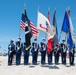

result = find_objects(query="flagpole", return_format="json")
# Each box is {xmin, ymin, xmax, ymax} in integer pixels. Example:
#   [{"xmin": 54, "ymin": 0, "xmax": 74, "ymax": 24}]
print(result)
[
  {"xmin": 19, "ymin": 27, "xmax": 21, "ymax": 38},
  {"xmin": 18, "ymin": 10, "xmax": 23, "ymax": 38},
  {"xmin": 65, "ymin": 33, "xmax": 67, "ymax": 42},
  {"xmin": 36, "ymin": 6, "xmax": 39, "ymax": 40},
  {"xmin": 45, "ymin": 33, "xmax": 47, "ymax": 41},
  {"xmin": 46, "ymin": 7, "xmax": 50, "ymax": 41},
  {"xmin": 59, "ymin": 31, "xmax": 62, "ymax": 42},
  {"xmin": 18, "ymin": 5, "xmax": 25, "ymax": 38}
]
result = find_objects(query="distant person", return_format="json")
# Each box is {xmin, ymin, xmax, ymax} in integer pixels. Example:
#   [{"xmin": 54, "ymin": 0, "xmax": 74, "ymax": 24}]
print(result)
[
  {"xmin": 31, "ymin": 38, "xmax": 39, "ymax": 65},
  {"xmin": 40, "ymin": 38, "xmax": 47, "ymax": 65},
  {"xmin": 8, "ymin": 39, "xmax": 15, "ymax": 65},
  {"xmin": 69, "ymin": 44, "xmax": 75, "ymax": 66},
  {"xmin": 16, "ymin": 37, "xmax": 22, "ymax": 65}
]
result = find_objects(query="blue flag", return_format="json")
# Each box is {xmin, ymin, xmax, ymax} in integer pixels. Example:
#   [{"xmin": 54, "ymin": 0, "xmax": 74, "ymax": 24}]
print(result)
[
  {"xmin": 52, "ymin": 9, "xmax": 59, "ymax": 47},
  {"xmin": 61, "ymin": 11, "xmax": 70, "ymax": 33},
  {"xmin": 67, "ymin": 31, "xmax": 73, "ymax": 50}
]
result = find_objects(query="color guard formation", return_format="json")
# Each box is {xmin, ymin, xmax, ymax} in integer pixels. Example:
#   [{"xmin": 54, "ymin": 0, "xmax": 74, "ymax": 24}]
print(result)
[{"xmin": 8, "ymin": 38, "xmax": 75, "ymax": 66}]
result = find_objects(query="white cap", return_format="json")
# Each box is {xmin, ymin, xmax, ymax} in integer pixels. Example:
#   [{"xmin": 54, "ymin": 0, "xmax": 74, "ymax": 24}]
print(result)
[
  {"xmin": 11, "ymin": 39, "xmax": 14, "ymax": 42},
  {"xmin": 42, "ymin": 38, "xmax": 45, "ymax": 40},
  {"xmin": 42, "ymin": 38, "xmax": 46, "ymax": 41},
  {"xmin": 62, "ymin": 38, "xmax": 65, "ymax": 41}
]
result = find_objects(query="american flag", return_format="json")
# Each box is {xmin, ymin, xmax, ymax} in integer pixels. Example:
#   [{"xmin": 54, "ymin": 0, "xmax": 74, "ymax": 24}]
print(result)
[{"xmin": 20, "ymin": 19, "xmax": 39, "ymax": 36}]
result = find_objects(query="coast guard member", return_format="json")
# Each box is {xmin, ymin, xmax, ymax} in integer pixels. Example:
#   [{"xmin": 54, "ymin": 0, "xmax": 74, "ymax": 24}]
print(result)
[
  {"xmin": 47, "ymin": 39, "xmax": 53, "ymax": 65},
  {"xmin": 8, "ymin": 39, "xmax": 15, "ymax": 65},
  {"xmin": 61, "ymin": 39, "xmax": 67, "ymax": 65},
  {"xmin": 31, "ymin": 38, "xmax": 39, "ymax": 65},
  {"xmin": 23, "ymin": 42, "xmax": 28, "ymax": 65},
  {"xmin": 23, "ymin": 42, "xmax": 30, "ymax": 65},
  {"xmin": 16, "ymin": 37, "xmax": 21, "ymax": 65},
  {"xmin": 69, "ymin": 44, "xmax": 75, "ymax": 66},
  {"xmin": 54, "ymin": 44, "xmax": 60, "ymax": 64},
  {"xmin": 40, "ymin": 38, "xmax": 47, "ymax": 64}
]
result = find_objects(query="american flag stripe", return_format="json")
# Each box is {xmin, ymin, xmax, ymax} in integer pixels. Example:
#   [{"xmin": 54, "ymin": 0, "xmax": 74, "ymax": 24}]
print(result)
[
  {"xmin": 20, "ymin": 20, "xmax": 25, "ymax": 29},
  {"xmin": 20, "ymin": 20, "xmax": 39, "ymax": 36},
  {"xmin": 30, "ymin": 26, "xmax": 39, "ymax": 33},
  {"xmin": 30, "ymin": 22, "xmax": 37, "ymax": 29},
  {"xmin": 32, "ymin": 31, "xmax": 39, "ymax": 34},
  {"xmin": 30, "ymin": 22, "xmax": 39, "ymax": 32}
]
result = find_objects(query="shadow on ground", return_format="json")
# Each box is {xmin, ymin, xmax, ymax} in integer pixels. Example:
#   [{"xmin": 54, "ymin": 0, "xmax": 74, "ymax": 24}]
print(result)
[{"xmin": 41, "ymin": 65, "xmax": 60, "ymax": 69}]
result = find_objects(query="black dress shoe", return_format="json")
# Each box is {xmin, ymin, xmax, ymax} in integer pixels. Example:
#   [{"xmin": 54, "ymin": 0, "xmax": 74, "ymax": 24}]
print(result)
[
  {"xmin": 24, "ymin": 63, "xmax": 28, "ymax": 65},
  {"xmin": 8, "ymin": 64, "xmax": 12, "ymax": 66},
  {"xmin": 70, "ymin": 63, "xmax": 75, "ymax": 66}
]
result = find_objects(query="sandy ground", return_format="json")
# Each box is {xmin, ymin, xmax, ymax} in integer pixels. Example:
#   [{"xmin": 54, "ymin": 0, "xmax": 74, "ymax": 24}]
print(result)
[{"xmin": 0, "ymin": 55, "xmax": 76, "ymax": 75}]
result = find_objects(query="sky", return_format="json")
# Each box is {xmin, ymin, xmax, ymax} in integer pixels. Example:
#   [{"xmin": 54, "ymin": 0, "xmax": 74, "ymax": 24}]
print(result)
[{"xmin": 0, "ymin": 0, "xmax": 76, "ymax": 53}]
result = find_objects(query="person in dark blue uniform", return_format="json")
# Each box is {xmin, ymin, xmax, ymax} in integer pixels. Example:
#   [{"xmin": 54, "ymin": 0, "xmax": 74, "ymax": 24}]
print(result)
[
  {"xmin": 47, "ymin": 51, "xmax": 53, "ymax": 65},
  {"xmin": 20, "ymin": 43, "xmax": 24, "ymax": 56},
  {"xmin": 40, "ymin": 38, "xmax": 47, "ymax": 65},
  {"xmin": 47, "ymin": 48, "xmax": 53, "ymax": 65},
  {"xmin": 31, "ymin": 38, "xmax": 39, "ymax": 65},
  {"xmin": 23, "ymin": 42, "xmax": 30, "ymax": 65},
  {"xmin": 69, "ymin": 45, "xmax": 75, "ymax": 66},
  {"xmin": 8, "ymin": 39, "xmax": 15, "ymax": 65},
  {"xmin": 16, "ymin": 37, "xmax": 21, "ymax": 65},
  {"xmin": 54, "ymin": 44, "xmax": 60, "ymax": 64},
  {"xmin": 47, "ymin": 37, "xmax": 54, "ymax": 65},
  {"xmin": 61, "ymin": 39, "xmax": 67, "ymax": 65}
]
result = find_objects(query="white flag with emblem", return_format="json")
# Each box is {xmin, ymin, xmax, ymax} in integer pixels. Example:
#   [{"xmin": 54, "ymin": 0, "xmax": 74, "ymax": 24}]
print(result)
[{"xmin": 37, "ymin": 11, "xmax": 54, "ymax": 37}]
